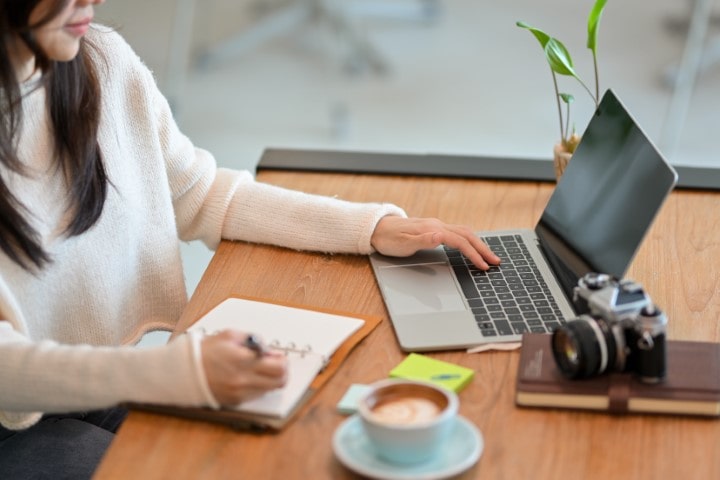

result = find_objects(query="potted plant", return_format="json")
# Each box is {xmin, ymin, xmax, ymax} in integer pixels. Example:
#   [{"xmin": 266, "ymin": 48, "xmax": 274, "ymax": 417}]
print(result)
[{"xmin": 516, "ymin": 0, "xmax": 608, "ymax": 179}]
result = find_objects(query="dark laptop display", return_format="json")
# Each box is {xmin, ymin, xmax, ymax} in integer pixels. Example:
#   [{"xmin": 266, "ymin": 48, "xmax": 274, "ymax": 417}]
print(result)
[{"xmin": 537, "ymin": 91, "xmax": 680, "ymax": 299}]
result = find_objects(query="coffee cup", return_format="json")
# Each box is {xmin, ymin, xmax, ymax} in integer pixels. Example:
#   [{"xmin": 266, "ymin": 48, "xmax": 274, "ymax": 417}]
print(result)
[{"xmin": 357, "ymin": 379, "xmax": 458, "ymax": 464}]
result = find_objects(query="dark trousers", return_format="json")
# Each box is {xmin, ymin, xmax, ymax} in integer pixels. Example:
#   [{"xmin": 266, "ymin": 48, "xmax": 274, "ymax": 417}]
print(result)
[{"xmin": 0, "ymin": 407, "xmax": 128, "ymax": 479}]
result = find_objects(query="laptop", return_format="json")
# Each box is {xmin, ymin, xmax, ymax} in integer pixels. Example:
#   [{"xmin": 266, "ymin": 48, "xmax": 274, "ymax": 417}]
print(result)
[{"xmin": 369, "ymin": 89, "xmax": 678, "ymax": 351}]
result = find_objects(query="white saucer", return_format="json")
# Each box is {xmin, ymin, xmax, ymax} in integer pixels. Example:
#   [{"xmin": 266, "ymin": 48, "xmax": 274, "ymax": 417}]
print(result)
[{"xmin": 332, "ymin": 415, "xmax": 483, "ymax": 480}]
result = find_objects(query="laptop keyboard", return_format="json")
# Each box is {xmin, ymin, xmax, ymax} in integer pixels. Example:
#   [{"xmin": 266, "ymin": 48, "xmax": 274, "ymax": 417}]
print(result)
[{"xmin": 444, "ymin": 234, "xmax": 566, "ymax": 337}]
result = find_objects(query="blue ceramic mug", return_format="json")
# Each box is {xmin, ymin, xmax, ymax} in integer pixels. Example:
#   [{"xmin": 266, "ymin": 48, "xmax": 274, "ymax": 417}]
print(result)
[{"xmin": 358, "ymin": 379, "xmax": 459, "ymax": 464}]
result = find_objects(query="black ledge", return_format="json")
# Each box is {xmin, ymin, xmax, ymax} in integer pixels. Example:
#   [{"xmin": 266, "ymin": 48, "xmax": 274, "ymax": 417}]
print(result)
[{"xmin": 256, "ymin": 148, "xmax": 720, "ymax": 191}]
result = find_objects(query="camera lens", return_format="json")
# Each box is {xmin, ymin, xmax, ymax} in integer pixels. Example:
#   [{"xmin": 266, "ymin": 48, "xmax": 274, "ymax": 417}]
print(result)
[{"xmin": 551, "ymin": 316, "xmax": 618, "ymax": 379}]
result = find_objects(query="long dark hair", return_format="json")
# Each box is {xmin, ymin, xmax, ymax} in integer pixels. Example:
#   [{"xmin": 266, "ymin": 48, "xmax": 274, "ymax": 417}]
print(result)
[{"xmin": 0, "ymin": 0, "xmax": 108, "ymax": 271}]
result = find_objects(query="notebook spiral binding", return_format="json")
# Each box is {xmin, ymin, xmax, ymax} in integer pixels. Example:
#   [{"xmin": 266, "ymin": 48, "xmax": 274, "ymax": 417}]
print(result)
[
  {"xmin": 194, "ymin": 328, "xmax": 326, "ymax": 364},
  {"xmin": 268, "ymin": 340, "xmax": 314, "ymax": 358},
  {"xmin": 269, "ymin": 340, "xmax": 330, "ymax": 369}
]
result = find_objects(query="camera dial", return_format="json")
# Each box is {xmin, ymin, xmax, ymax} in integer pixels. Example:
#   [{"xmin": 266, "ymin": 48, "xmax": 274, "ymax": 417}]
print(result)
[{"xmin": 582, "ymin": 272, "xmax": 612, "ymax": 290}]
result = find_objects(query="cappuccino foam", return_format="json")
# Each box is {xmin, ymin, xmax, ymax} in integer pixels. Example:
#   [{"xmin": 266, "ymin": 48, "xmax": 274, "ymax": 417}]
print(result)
[{"xmin": 370, "ymin": 397, "xmax": 442, "ymax": 425}]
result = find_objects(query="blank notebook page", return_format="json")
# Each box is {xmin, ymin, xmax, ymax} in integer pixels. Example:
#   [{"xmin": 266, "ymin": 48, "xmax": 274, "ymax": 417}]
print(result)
[{"xmin": 187, "ymin": 297, "xmax": 365, "ymax": 418}]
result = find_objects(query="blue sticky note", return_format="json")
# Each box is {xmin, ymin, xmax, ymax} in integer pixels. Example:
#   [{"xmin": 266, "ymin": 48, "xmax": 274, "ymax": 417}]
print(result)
[{"xmin": 336, "ymin": 384, "xmax": 372, "ymax": 415}]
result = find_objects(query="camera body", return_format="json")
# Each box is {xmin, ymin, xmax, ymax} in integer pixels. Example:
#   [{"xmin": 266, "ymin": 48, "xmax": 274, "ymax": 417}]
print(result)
[{"xmin": 551, "ymin": 272, "xmax": 667, "ymax": 383}]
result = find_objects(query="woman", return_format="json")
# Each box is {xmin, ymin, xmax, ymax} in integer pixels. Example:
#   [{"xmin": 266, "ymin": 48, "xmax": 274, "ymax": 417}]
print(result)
[{"xmin": 0, "ymin": 0, "xmax": 499, "ymax": 477}]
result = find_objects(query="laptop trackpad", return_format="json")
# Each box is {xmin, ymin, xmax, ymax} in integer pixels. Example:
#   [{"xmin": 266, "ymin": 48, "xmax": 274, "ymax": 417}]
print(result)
[{"xmin": 375, "ymin": 263, "xmax": 466, "ymax": 315}]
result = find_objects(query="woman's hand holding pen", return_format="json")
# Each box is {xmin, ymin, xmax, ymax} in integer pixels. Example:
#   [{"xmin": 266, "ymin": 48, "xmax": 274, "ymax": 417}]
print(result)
[
  {"xmin": 370, "ymin": 216, "xmax": 501, "ymax": 270},
  {"xmin": 201, "ymin": 330, "xmax": 287, "ymax": 406}
]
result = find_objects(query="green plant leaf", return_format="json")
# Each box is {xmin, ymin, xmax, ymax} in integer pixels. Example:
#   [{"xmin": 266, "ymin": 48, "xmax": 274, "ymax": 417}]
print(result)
[
  {"xmin": 587, "ymin": 0, "xmax": 608, "ymax": 52},
  {"xmin": 559, "ymin": 93, "xmax": 575, "ymax": 104},
  {"xmin": 544, "ymin": 38, "xmax": 578, "ymax": 77},
  {"xmin": 517, "ymin": 22, "xmax": 579, "ymax": 78},
  {"xmin": 516, "ymin": 21, "xmax": 551, "ymax": 48}
]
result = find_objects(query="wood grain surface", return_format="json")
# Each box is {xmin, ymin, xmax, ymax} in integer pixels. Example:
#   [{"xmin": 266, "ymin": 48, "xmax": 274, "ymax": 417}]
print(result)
[{"xmin": 94, "ymin": 171, "xmax": 720, "ymax": 480}]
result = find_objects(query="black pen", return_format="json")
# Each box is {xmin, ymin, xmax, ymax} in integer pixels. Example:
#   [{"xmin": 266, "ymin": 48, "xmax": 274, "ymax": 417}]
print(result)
[{"xmin": 242, "ymin": 334, "xmax": 267, "ymax": 358}]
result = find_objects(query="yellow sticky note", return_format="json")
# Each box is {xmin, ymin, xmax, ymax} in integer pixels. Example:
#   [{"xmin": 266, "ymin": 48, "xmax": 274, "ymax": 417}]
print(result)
[{"xmin": 389, "ymin": 353, "xmax": 475, "ymax": 393}]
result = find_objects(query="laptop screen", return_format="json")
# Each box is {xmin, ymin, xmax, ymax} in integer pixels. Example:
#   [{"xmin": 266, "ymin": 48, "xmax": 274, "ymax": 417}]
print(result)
[{"xmin": 535, "ymin": 89, "xmax": 678, "ymax": 298}]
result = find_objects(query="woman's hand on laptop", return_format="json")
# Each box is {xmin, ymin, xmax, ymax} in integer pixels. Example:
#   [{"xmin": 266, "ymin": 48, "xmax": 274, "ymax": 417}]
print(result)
[{"xmin": 370, "ymin": 216, "xmax": 501, "ymax": 270}]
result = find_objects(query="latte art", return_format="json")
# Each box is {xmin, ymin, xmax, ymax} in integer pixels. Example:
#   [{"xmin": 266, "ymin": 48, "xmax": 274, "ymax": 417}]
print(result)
[{"xmin": 370, "ymin": 397, "xmax": 442, "ymax": 425}]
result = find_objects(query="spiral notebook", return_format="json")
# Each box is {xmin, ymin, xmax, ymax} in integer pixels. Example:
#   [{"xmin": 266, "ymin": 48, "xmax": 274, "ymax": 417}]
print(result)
[{"xmin": 132, "ymin": 296, "xmax": 381, "ymax": 430}]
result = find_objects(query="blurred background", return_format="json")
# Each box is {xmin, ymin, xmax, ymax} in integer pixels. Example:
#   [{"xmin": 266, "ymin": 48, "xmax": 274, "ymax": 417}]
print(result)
[{"xmin": 96, "ymin": 0, "xmax": 720, "ymax": 297}]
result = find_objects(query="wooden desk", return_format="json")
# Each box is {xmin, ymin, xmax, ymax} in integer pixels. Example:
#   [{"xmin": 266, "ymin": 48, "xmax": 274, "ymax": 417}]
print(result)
[{"xmin": 95, "ymin": 171, "xmax": 720, "ymax": 479}]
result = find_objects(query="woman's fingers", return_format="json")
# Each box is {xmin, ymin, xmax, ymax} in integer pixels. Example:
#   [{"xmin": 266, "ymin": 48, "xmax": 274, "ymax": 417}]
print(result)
[{"xmin": 371, "ymin": 216, "xmax": 500, "ymax": 269}]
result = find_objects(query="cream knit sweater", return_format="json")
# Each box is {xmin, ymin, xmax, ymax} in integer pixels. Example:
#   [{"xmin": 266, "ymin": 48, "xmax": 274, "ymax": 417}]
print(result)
[{"xmin": 0, "ymin": 26, "xmax": 405, "ymax": 430}]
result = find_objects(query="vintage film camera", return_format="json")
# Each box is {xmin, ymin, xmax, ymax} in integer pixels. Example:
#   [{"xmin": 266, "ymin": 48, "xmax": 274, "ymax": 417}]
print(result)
[{"xmin": 551, "ymin": 272, "xmax": 667, "ymax": 383}]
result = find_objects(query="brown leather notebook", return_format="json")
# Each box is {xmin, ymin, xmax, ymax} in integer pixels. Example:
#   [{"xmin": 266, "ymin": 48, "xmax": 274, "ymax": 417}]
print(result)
[
  {"xmin": 130, "ymin": 295, "xmax": 381, "ymax": 431},
  {"xmin": 516, "ymin": 333, "xmax": 720, "ymax": 417}
]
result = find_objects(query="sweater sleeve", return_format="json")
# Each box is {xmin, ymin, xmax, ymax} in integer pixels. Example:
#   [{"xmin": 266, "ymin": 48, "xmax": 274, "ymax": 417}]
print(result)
[
  {"xmin": 177, "ymin": 167, "xmax": 407, "ymax": 253},
  {"xmin": 122, "ymin": 45, "xmax": 406, "ymax": 252},
  {"xmin": 0, "ymin": 322, "xmax": 218, "ymax": 430},
  {"xmin": 160, "ymin": 118, "xmax": 407, "ymax": 252},
  {"xmin": 97, "ymin": 25, "xmax": 406, "ymax": 253}
]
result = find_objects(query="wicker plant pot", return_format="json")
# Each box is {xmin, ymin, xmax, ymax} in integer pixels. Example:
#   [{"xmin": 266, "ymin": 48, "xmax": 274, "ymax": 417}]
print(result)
[{"xmin": 553, "ymin": 143, "xmax": 572, "ymax": 181}]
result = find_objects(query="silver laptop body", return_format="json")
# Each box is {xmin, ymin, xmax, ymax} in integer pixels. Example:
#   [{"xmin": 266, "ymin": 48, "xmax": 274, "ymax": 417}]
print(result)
[{"xmin": 370, "ymin": 90, "xmax": 678, "ymax": 351}]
